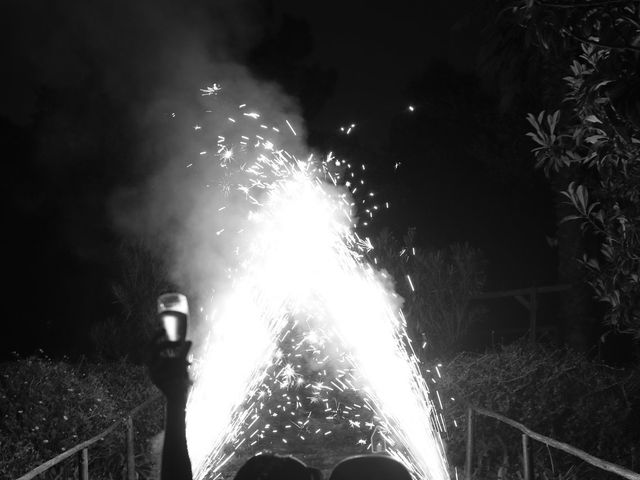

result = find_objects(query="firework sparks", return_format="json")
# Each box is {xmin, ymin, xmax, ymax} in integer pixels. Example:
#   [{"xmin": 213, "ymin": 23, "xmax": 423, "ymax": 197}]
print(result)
[{"xmin": 184, "ymin": 89, "xmax": 449, "ymax": 480}]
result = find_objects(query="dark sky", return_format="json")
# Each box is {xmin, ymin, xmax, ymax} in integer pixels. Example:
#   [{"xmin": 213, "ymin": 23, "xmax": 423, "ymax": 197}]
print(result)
[
  {"xmin": 2, "ymin": 0, "xmax": 555, "ymax": 357},
  {"xmin": 271, "ymin": 1, "xmax": 554, "ymax": 285},
  {"xmin": 273, "ymin": 0, "xmax": 479, "ymax": 141}
]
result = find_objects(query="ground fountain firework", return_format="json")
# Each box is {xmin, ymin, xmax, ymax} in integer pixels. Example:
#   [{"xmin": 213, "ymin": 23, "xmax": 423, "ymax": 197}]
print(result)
[{"xmin": 182, "ymin": 86, "xmax": 449, "ymax": 480}]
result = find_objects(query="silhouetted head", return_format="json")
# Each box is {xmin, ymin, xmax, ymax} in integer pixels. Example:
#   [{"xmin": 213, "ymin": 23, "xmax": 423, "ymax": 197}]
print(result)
[
  {"xmin": 329, "ymin": 455, "xmax": 412, "ymax": 480},
  {"xmin": 234, "ymin": 454, "xmax": 317, "ymax": 480}
]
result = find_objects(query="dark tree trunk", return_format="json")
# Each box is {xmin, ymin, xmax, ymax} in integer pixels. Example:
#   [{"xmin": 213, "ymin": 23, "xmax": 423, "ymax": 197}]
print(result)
[{"xmin": 554, "ymin": 172, "xmax": 594, "ymax": 351}]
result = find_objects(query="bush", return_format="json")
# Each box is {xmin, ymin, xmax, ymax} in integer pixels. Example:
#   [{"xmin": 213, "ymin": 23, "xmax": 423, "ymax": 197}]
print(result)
[
  {"xmin": 0, "ymin": 356, "xmax": 162, "ymax": 480},
  {"xmin": 432, "ymin": 341, "xmax": 640, "ymax": 479},
  {"xmin": 91, "ymin": 240, "xmax": 173, "ymax": 362},
  {"xmin": 371, "ymin": 229, "xmax": 486, "ymax": 357},
  {"xmin": 516, "ymin": 0, "xmax": 640, "ymax": 335}
]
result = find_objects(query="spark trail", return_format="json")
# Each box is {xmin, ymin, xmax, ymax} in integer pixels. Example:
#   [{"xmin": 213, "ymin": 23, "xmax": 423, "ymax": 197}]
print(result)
[{"xmin": 184, "ymin": 91, "xmax": 449, "ymax": 480}]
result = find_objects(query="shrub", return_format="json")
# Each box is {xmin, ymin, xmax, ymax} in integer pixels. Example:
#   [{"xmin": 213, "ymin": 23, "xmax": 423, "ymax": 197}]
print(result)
[
  {"xmin": 371, "ymin": 229, "xmax": 486, "ymax": 358},
  {"xmin": 91, "ymin": 239, "xmax": 173, "ymax": 362},
  {"xmin": 515, "ymin": 0, "xmax": 640, "ymax": 335},
  {"xmin": 431, "ymin": 341, "xmax": 640, "ymax": 479},
  {"xmin": 0, "ymin": 356, "xmax": 162, "ymax": 480}
]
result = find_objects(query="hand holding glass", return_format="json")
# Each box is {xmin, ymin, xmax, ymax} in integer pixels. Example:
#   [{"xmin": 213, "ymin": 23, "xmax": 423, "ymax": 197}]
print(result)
[{"xmin": 157, "ymin": 293, "xmax": 189, "ymax": 341}]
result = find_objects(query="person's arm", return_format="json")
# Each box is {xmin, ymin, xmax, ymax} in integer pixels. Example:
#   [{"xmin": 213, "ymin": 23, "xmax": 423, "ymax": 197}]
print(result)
[
  {"xmin": 148, "ymin": 336, "xmax": 193, "ymax": 480},
  {"xmin": 162, "ymin": 385, "xmax": 191, "ymax": 480}
]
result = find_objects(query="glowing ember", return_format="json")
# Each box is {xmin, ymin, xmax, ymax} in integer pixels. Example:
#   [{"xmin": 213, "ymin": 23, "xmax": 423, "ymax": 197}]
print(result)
[{"xmin": 184, "ymin": 87, "xmax": 449, "ymax": 480}]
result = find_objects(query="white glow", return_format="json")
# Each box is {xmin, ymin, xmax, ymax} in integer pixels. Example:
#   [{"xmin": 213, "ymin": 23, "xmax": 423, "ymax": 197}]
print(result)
[{"xmin": 184, "ymin": 103, "xmax": 449, "ymax": 480}]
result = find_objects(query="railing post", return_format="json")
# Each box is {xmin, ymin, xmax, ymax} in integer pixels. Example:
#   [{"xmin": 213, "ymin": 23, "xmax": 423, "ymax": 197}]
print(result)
[
  {"xmin": 522, "ymin": 434, "xmax": 534, "ymax": 480},
  {"xmin": 465, "ymin": 407, "xmax": 474, "ymax": 480},
  {"xmin": 78, "ymin": 448, "xmax": 89, "ymax": 480},
  {"xmin": 126, "ymin": 416, "xmax": 136, "ymax": 480},
  {"xmin": 529, "ymin": 287, "xmax": 537, "ymax": 343}
]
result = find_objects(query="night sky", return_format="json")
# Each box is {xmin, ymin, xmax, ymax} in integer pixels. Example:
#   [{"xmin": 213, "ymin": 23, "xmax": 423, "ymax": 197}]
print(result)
[{"xmin": 2, "ymin": 0, "xmax": 556, "ymax": 358}]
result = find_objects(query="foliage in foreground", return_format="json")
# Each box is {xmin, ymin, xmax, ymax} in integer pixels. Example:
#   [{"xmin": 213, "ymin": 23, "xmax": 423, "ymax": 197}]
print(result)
[
  {"xmin": 514, "ymin": 0, "xmax": 640, "ymax": 335},
  {"xmin": 0, "ymin": 356, "xmax": 162, "ymax": 480},
  {"xmin": 5, "ymin": 342, "xmax": 639, "ymax": 480},
  {"xmin": 434, "ymin": 341, "xmax": 640, "ymax": 479}
]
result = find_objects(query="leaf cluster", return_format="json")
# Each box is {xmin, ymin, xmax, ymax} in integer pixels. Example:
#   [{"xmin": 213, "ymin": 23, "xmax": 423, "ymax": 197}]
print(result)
[
  {"xmin": 519, "ymin": 1, "xmax": 640, "ymax": 334},
  {"xmin": 512, "ymin": 0, "xmax": 640, "ymax": 54}
]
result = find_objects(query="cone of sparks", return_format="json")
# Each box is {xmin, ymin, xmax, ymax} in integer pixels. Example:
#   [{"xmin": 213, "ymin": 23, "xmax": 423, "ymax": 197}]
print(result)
[{"xmin": 184, "ymin": 89, "xmax": 450, "ymax": 480}]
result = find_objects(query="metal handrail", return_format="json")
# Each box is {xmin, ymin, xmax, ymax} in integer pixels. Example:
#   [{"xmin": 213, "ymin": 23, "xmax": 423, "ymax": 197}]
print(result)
[
  {"xmin": 16, "ymin": 394, "xmax": 162, "ymax": 480},
  {"xmin": 465, "ymin": 406, "xmax": 640, "ymax": 480}
]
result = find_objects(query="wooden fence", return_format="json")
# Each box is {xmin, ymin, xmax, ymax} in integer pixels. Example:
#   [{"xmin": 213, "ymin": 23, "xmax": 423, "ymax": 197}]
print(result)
[
  {"xmin": 464, "ymin": 406, "xmax": 640, "ymax": 480},
  {"xmin": 16, "ymin": 390, "xmax": 640, "ymax": 480},
  {"xmin": 471, "ymin": 284, "xmax": 570, "ymax": 343},
  {"xmin": 16, "ymin": 394, "xmax": 162, "ymax": 480}
]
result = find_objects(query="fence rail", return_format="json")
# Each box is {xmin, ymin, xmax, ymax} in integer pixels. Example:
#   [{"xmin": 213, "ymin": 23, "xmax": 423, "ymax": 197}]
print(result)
[
  {"xmin": 465, "ymin": 406, "xmax": 640, "ymax": 480},
  {"xmin": 471, "ymin": 284, "xmax": 570, "ymax": 343},
  {"xmin": 16, "ymin": 394, "xmax": 161, "ymax": 480}
]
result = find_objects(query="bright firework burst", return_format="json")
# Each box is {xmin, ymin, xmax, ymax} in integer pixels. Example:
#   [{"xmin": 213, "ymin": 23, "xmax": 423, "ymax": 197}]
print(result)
[{"xmin": 184, "ymin": 86, "xmax": 450, "ymax": 480}]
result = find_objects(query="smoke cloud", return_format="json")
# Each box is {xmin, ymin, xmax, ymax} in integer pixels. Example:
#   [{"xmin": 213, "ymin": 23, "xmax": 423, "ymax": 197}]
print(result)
[
  {"xmin": 2, "ymin": 0, "xmax": 320, "ymax": 348},
  {"xmin": 71, "ymin": 0, "xmax": 315, "ymax": 321},
  {"xmin": 2, "ymin": 0, "xmax": 314, "ymax": 303},
  {"xmin": 2, "ymin": 0, "xmax": 266, "ymax": 123},
  {"xmin": 113, "ymin": 70, "xmax": 309, "ymax": 307}
]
